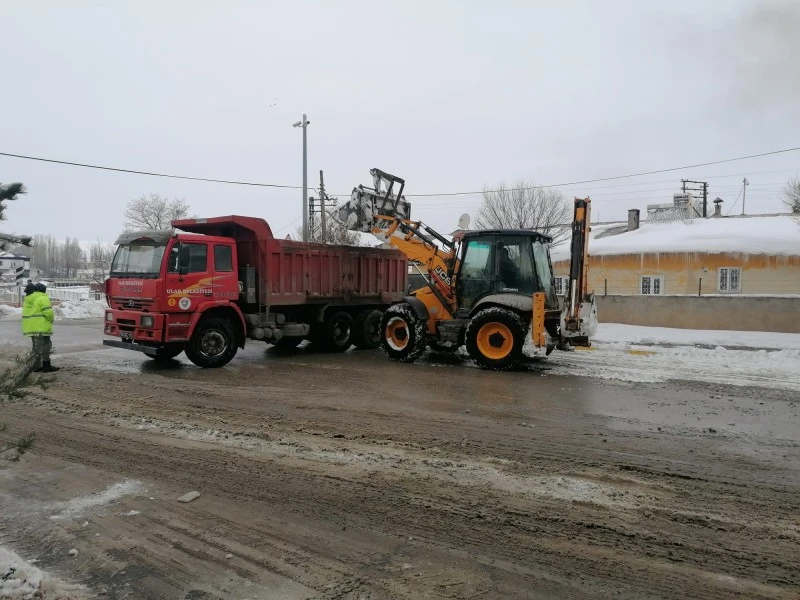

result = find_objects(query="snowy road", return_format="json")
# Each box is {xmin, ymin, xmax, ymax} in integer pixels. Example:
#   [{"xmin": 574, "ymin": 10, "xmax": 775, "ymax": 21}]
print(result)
[{"xmin": 1, "ymin": 320, "xmax": 799, "ymax": 599}]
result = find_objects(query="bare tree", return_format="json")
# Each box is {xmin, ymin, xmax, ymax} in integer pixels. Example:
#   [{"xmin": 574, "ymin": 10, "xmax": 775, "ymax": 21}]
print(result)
[
  {"xmin": 124, "ymin": 194, "xmax": 191, "ymax": 230},
  {"xmin": 87, "ymin": 241, "xmax": 116, "ymax": 284},
  {"xmin": 475, "ymin": 181, "xmax": 571, "ymax": 246},
  {"xmin": 783, "ymin": 176, "xmax": 800, "ymax": 213},
  {"xmin": 296, "ymin": 220, "xmax": 360, "ymax": 245}
]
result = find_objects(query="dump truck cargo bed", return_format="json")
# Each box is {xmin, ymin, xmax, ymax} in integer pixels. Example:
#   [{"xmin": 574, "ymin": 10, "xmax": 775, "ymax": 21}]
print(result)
[{"xmin": 172, "ymin": 215, "xmax": 407, "ymax": 307}]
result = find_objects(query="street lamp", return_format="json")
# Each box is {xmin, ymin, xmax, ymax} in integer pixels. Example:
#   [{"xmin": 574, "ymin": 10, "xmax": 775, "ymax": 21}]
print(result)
[{"xmin": 292, "ymin": 114, "xmax": 310, "ymax": 241}]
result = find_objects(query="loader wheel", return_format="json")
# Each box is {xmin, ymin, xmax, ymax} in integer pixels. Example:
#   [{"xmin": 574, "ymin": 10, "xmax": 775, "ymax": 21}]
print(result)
[
  {"xmin": 381, "ymin": 303, "xmax": 427, "ymax": 363},
  {"xmin": 353, "ymin": 309, "xmax": 383, "ymax": 350},
  {"xmin": 185, "ymin": 317, "xmax": 238, "ymax": 368},
  {"xmin": 317, "ymin": 311, "xmax": 354, "ymax": 353},
  {"xmin": 465, "ymin": 307, "xmax": 526, "ymax": 371}
]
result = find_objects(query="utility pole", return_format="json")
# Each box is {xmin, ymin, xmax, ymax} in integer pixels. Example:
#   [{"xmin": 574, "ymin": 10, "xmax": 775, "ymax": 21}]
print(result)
[
  {"xmin": 292, "ymin": 114, "xmax": 310, "ymax": 241},
  {"xmin": 681, "ymin": 179, "xmax": 709, "ymax": 217},
  {"xmin": 319, "ymin": 170, "xmax": 328, "ymax": 242},
  {"xmin": 742, "ymin": 177, "xmax": 749, "ymax": 215}
]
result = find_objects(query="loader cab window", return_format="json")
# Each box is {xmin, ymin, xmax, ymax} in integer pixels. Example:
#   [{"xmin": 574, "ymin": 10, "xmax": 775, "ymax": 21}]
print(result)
[
  {"xmin": 457, "ymin": 239, "xmax": 494, "ymax": 310},
  {"xmin": 533, "ymin": 241, "xmax": 558, "ymax": 307},
  {"xmin": 497, "ymin": 239, "xmax": 535, "ymax": 295}
]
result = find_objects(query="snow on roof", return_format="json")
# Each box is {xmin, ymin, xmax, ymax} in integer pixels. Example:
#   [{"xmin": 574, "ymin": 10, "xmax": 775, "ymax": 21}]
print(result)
[
  {"xmin": 551, "ymin": 214, "xmax": 800, "ymax": 261},
  {"xmin": 0, "ymin": 251, "xmax": 29, "ymax": 260}
]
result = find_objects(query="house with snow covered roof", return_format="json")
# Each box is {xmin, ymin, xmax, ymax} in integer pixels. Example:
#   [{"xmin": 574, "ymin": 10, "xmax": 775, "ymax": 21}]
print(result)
[
  {"xmin": 0, "ymin": 251, "xmax": 30, "ymax": 282},
  {"xmin": 551, "ymin": 212, "xmax": 800, "ymax": 297}
]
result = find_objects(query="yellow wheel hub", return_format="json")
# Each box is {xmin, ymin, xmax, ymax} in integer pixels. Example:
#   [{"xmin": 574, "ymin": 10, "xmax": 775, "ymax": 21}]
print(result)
[
  {"xmin": 476, "ymin": 322, "xmax": 514, "ymax": 360},
  {"xmin": 385, "ymin": 317, "xmax": 410, "ymax": 351}
]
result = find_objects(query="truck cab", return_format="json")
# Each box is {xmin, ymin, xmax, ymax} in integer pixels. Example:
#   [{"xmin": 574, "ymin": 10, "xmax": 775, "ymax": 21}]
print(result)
[{"xmin": 104, "ymin": 230, "xmax": 246, "ymax": 367}]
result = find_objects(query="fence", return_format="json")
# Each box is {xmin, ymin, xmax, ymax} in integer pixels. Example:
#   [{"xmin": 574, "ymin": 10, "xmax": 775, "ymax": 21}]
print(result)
[
  {"xmin": 594, "ymin": 295, "xmax": 800, "ymax": 333},
  {"xmin": 0, "ymin": 284, "xmax": 105, "ymax": 306}
]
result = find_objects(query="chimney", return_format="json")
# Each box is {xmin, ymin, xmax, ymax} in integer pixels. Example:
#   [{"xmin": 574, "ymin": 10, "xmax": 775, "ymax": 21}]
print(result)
[
  {"xmin": 713, "ymin": 197, "xmax": 724, "ymax": 217},
  {"xmin": 627, "ymin": 209, "xmax": 640, "ymax": 231}
]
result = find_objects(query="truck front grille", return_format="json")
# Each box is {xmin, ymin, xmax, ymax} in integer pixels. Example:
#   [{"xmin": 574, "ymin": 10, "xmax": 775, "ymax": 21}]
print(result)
[{"xmin": 111, "ymin": 297, "xmax": 154, "ymax": 311}]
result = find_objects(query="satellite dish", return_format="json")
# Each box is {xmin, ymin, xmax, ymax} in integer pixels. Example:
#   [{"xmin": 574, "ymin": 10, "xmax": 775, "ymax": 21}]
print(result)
[{"xmin": 457, "ymin": 213, "xmax": 471, "ymax": 230}]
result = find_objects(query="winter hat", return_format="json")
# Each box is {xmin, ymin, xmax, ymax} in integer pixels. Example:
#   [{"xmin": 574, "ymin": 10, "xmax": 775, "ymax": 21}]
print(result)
[
  {"xmin": 24, "ymin": 281, "xmax": 36, "ymax": 295},
  {"xmin": 36, "ymin": 283, "xmax": 47, "ymax": 293}
]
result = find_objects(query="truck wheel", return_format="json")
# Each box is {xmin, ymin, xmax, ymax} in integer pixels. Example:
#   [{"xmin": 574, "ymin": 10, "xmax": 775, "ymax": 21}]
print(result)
[
  {"xmin": 185, "ymin": 317, "xmax": 238, "ymax": 368},
  {"xmin": 151, "ymin": 343, "xmax": 184, "ymax": 363},
  {"xmin": 381, "ymin": 303, "xmax": 427, "ymax": 362},
  {"xmin": 352, "ymin": 309, "xmax": 383, "ymax": 350},
  {"xmin": 465, "ymin": 307, "xmax": 526, "ymax": 371},
  {"xmin": 318, "ymin": 311, "xmax": 354, "ymax": 353}
]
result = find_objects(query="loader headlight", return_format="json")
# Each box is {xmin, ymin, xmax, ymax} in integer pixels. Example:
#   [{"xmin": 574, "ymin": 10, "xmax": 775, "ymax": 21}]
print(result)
[
  {"xmin": 105, "ymin": 312, "xmax": 113, "ymax": 322},
  {"xmin": 140, "ymin": 315, "xmax": 154, "ymax": 328}
]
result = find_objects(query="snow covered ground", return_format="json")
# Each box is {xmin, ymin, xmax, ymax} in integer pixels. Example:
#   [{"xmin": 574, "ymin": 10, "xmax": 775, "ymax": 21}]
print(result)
[
  {"xmin": 551, "ymin": 323, "xmax": 800, "ymax": 391},
  {"xmin": 0, "ymin": 546, "xmax": 91, "ymax": 600},
  {"xmin": 594, "ymin": 323, "xmax": 800, "ymax": 350}
]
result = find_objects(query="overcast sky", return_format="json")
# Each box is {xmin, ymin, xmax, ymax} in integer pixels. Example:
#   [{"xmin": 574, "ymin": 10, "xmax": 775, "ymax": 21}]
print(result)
[{"xmin": 1, "ymin": 0, "xmax": 798, "ymax": 243}]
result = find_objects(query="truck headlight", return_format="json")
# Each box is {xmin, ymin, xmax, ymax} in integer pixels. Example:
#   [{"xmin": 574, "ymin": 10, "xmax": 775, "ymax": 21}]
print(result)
[
  {"xmin": 140, "ymin": 315, "xmax": 154, "ymax": 328},
  {"xmin": 106, "ymin": 312, "xmax": 113, "ymax": 322}
]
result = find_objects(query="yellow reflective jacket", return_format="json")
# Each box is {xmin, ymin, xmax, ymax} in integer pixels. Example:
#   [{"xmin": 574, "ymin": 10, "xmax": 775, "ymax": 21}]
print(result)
[{"xmin": 22, "ymin": 291, "xmax": 54, "ymax": 336}]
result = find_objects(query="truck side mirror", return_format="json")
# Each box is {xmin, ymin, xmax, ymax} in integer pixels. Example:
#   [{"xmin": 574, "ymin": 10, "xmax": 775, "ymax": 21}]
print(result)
[{"xmin": 178, "ymin": 244, "xmax": 191, "ymax": 275}]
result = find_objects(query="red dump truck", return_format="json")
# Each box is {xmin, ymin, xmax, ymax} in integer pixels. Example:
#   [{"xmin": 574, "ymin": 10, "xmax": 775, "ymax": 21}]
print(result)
[{"xmin": 102, "ymin": 216, "xmax": 408, "ymax": 367}]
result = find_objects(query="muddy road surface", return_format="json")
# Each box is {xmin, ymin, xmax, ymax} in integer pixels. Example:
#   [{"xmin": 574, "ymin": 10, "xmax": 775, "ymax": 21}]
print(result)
[{"xmin": 1, "ymin": 320, "xmax": 798, "ymax": 599}]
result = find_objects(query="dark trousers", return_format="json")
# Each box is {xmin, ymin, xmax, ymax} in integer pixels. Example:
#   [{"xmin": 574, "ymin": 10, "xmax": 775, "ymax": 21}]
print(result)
[{"xmin": 31, "ymin": 335, "xmax": 52, "ymax": 367}]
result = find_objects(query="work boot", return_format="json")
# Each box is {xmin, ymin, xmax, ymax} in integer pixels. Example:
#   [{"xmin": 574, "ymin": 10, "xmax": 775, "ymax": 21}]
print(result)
[{"xmin": 40, "ymin": 359, "xmax": 60, "ymax": 373}]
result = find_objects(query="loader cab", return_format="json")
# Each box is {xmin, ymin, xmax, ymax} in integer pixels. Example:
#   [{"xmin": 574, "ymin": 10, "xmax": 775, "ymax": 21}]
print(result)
[{"xmin": 454, "ymin": 230, "xmax": 558, "ymax": 313}]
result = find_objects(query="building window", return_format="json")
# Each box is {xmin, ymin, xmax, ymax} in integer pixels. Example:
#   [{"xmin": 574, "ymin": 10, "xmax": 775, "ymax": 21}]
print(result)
[
  {"xmin": 718, "ymin": 267, "xmax": 741, "ymax": 293},
  {"xmin": 640, "ymin": 275, "xmax": 664, "ymax": 295},
  {"xmin": 554, "ymin": 276, "xmax": 570, "ymax": 296}
]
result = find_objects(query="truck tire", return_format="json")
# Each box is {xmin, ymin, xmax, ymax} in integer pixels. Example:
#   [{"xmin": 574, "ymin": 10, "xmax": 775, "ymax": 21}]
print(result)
[
  {"xmin": 317, "ymin": 311, "xmax": 354, "ymax": 353},
  {"xmin": 465, "ymin": 307, "xmax": 526, "ymax": 371},
  {"xmin": 185, "ymin": 317, "xmax": 238, "ymax": 368},
  {"xmin": 274, "ymin": 336, "xmax": 303, "ymax": 349},
  {"xmin": 151, "ymin": 343, "xmax": 184, "ymax": 363},
  {"xmin": 352, "ymin": 309, "xmax": 383, "ymax": 350},
  {"xmin": 381, "ymin": 303, "xmax": 427, "ymax": 362}
]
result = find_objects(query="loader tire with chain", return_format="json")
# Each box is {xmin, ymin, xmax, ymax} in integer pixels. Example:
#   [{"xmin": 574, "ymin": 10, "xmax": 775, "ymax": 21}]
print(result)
[
  {"xmin": 381, "ymin": 303, "xmax": 427, "ymax": 363},
  {"xmin": 465, "ymin": 307, "xmax": 526, "ymax": 371}
]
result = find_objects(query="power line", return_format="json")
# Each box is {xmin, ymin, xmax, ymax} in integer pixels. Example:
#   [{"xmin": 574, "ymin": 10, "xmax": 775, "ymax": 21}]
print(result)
[
  {"xmin": 0, "ymin": 151, "xmax": 301, "ymax": 189},
  {"xmin": 725, "ymin": 186, "xmax": 745, "ymax": 216},
  {"xmin": 2, "ymin": 146, "xmax": 798, "ymax": 200},
  {"xmin": 401, "ymin": 146, "xmax": 800, "ymax": 198}
]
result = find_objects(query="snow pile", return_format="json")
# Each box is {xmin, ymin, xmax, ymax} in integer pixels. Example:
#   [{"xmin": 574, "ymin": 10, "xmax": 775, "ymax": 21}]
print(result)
[
  {"xmin": 49, "ymin": 480, "xmax": 144, "ymax": 521},
  {"xmin": 0, "ymin": 304, "xmax": 22, "ymax": 319},
  {"xmin": 551, "ymin": 214, "xmax": 800, "ymax": 261},
  {"xmin": 1, "ymin": 300, "xmax": 106, "ymax": 320},
  {"xmin": 552, "ymin": 325, "xmax": 800, "ymax": 391},
  {"xmin": 53, "ymin": 300, "xmax": 107, "ymax": 320},
  {"xmin": 0, "ymin": 546, "xmax": 91, "ymax": 599},
  {"xmin": 594, "ymin": 323, "xmax": 800, "ymax": 350}
]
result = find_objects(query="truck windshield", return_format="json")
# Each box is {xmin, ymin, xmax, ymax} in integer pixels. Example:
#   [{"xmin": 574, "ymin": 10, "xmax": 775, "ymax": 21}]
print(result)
[
  {"xmin": 110, "ymin": 241, "xmax": 166, "ymax": 278},
  {"xmin": 533, "ymin": 241, "xmax": 558, "ymax": 307}
]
